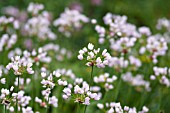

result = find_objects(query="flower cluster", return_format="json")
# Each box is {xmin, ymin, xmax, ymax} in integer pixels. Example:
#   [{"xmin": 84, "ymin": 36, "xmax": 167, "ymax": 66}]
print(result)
[
  {"xmin": 35, "ymin": 96, "xmax": 58, "ymax": 108},
  {"xmin": 78, "ymin": 43, "xmax": 111, "ymax": 68},
  {"xmin": 42, "ymin": 43, "xmax": 72, "ymax": 61},
  {"xmin": 53, "ymin": 8, "xmax": 89, "ymax": 37},
  {"xmin": 12, "ymin": 90, "xmax": 31, "ymax": 107},
  {"xmin": 94, "ymin": 73, "xmax": 117, "ymax": 91},
  {"xmin": 62, "ymin": 81, "xmax": 100, "ymax": 105},
  {"xmin": 24, "ymin": 3, "xmax": 56, "ymax": 40},
  {"xmin": 122, "ymin": 72, "xmax": 151, "ymax": 91},
  {"xmin": 94, "ymin": 12, "xmax": 168, "ymax": 65},
  {"xmin": 0, "ymin": 87, "xmax": 33, "ymax": 113},
  {"xmin": 109, "ymin": 37, "xmax": 137, "ymax": 54},
  {"xmin": 156, "ymin": 18, "xmax": 170, "ymax": 32},
  {"xmin": 0, "ymin": 16, "xmax": 19, "ymax": 52},
  {"xmin": 150, "ymin": 66, "xmax": 170, "ymax": 87},
  {"xmin": 14, "ymin": 77, "xmax": 31, "ymax": 90},
  {"xmin": 108, "ymin": 57, "xmax": 128, "ymax": 71},
  {"xmin": 6, "ymin": 56, "xmax": 34, "ymax": 75},
  {"xmin": 0, "ymin": 66, "xmax": 8, "ymax": 85},
  {"xmin": 27, "ymin": 2, "xmax": 44, "ymax": 15},
  {"xmin": 139, "ymin": 35, "xmax": 168, "ymax": 63},
  {"xmin": 35, "ymin": 71, "xmax": 60, "ymax": 108},
  {"xmin": 8, "ymin": 48, "xmax": 52, "ymax": 65},
  {"xmin": 97, "ymin": 102, "xmax": 149, "ymax": 113},
  {"xmin": 95, "ymin": 13, "xmax": 139, "ymax": 44},
  {"xmin": 108, "ymin": 55, "xmax": 142, "ymax": 71}
]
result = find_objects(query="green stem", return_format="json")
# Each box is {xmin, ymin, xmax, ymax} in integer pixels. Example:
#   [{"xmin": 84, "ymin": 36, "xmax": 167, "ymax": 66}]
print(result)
[
  {"xmin": 158, "ymin": 86, "xmax": 162, "ymax": 112},
  {"xmin": 4, "ymin": 105, "xmax": 6, "ymax": 113},
  {"xmin": 138, "ymin": 91, "xmax": 147, "ymax": 109},
  {"xmin": 46, "ymin": 94, "xmax": 50, "ymax": 113},
  {"xmin": 126, "ymin": 86, "xmax": 132, "ymax": 104},
  {"xmin": 31, "ymin": 75, "xmax": 35, "ymax": 108},
  {"xmin": 84, "ymin": 105, "xmax": 87, "ymax": 113},
  {"xmin": 90, "ymin": 66, "xmax": 94, "ymax": 87},
  {"xmin": 83, "ymin": 66, "xmax": 94, "ymax": 113},
  {"xmin": 114, "ymin": 73, "xmax": 122, "ymax": 101},
  {"xmin": 16, "ymin": 76, "xmax": 19, "ymax": 113},
  {"xmin": 77, "ymin": 103, "xmax": 80, "ymax": 113}
]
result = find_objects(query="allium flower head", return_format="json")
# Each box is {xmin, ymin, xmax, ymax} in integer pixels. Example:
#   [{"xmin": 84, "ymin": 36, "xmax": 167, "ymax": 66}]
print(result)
[
  {"xmin": 6, "ymin": 56, "xmax": 34, "ymax": 75},
  {"xmin": 78, "ymin": 43, "xmax": 111, "ymax": 68}
]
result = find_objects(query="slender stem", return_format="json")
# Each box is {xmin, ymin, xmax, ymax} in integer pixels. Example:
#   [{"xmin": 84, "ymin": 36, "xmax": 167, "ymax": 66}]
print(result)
[
  {"xmin": 4, "ymin": 105, "xmax": 6, "ymax": 113},
  {"xmin": 46, "ymin": 94, "xmax": 50, "ymax": 113},
  {"xmin": 103, "ymin": 91, "xmax": 107, "ymax": 101},
  {"xmin": 16, "ymin": 76, "xmax": 19, "ymax": 113},
  {"xmin": 84, "ymin": 66, "xmax": 94, "ymax": 113},
  {"xmin": 84, "ymin": 105, "xmax": 87, "ymax": 113},
  {"xmin": 138, "ymin": 91, "xmax": 147, "ymax": 109},
  {"xmin": 158, "ymin": 86, "xmax": 162, "ymax": 112},
  {"xmin": 31, "ymin": 74, "xmax": 35, "ymax": 108},
  {"xmin": 90, "ymin": 66, "xmax": 94, "ymax": 87},
  {"xmin": 77, "ymin": 103, "xmax": 80, "ymax": 113},
  {"xmin": 114, "ymin": 73, "xmax": 122, "ymax": 101}
]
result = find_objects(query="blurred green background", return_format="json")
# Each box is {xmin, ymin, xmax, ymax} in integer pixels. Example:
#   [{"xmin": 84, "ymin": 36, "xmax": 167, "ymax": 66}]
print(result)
[{"xmin": 0, "ymin": 0, "xmax": 170, "ymax": 32}]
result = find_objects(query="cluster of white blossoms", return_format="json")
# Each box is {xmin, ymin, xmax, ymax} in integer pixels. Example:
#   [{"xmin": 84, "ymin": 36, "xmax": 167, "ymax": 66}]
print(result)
[
  {"xmin": 150, "ymin": 66, "xmax": 170, "ymax": 87},
  {"xmin": 138, "ymin": 26, "xmax": 151, "ymax": 36},
  {"xmin": 0, "ymin": 16, "xmax": 19, "ymax": 29},
  {"xmin": 0, "ymin": 16, "xmax": 19, "ymax": 52},
  {"xmin": 108, "ymin": 57, "xmax": 128, "ymax": 71},
  {"xmin": 129, "ymin": 56, "xmax": 141, "ymax": 67},
  {"xmin": 95, "ymin": 13, "xmax": 139, "ymax": 44},
  {"xmin": 53, "ymin": 8, "xmax": 89, "ymax": 37},
  {"xmin": 122, "ymin": 72, "xmax": 151, "ymax": 91},
  {"xmin": 108, "ymin": 55, "xmax": 141, "ymax": 71},
  {"xmin": 0, "ymin": 34, "xmax": 17, "ymax": 52},
  {"xmin": 0, "ymin": 87, "xmax": 13, "ymax": 105},
  {"xmin": 109, "ymin": 37, "xmax": 137, "ymax": 53},
  {"xmin": 62, "ymin": 81, "xmax": 100, "ymax": 105},
  {"xmin": 41, "ymin": 69, "xmax": 74, "ymax": 88},
  {"xmin": 0, "ymin": 66, "xmax": 8, "ymax": 85},
  {"xmin": 94, "ymin": 73, "xmax": 117, "ymax": 91},
  {"xmin": 31, "ymin": 48, "xmax": 52, "ymax": 63},
  {"xmin": 97, "ymin": 102, "xmax": 149, "ymax": 113},
  {"xmin": 35, "ymin": 96, "xmax": 58, "ymax": 108},
  {"xmin": 78, "ymin": 43, "xmax": 111, "ymax": 68},
  {"xmin": 35, "ymin": 71, "xmax": 60, "ymax": 108},
  {"xmin": 12, "ymin": 90, "xmax": 31, "ymax": 107},
  {"xmin": 22, "ymin": 107, "xmax": 34, "ymax": 113},
  {"xmin": 0, "ymin": 87, "xmax": 33, "ymax": 113},
  {"xmin": 139, "ymin": 35, "xmax": 168, "ymax": 64},
  {"xmin": 54, "ymin": 68, "xmax": 75, "ymax": 80},
  {"xmin": 94, "ymin": 13, "xmax": 169, "ymax": 65},
  {"xmin": 14, "ymin": 77, "xmax": 31, "ymax": 88},
  {"xmin": 24, "ymin": 3, "xmax": 56, "ymax": 40},
  {"xmin": 8, "ymin": 48, "xmax": 52, "ymax": 64},
  {"xmin": 156, "ymin": 18, "xmax": 170, "ymax": 32},
  {"xmin": 41, "ymin": 73, "xmax": 56, "ymax": 90},
  {"xmin": 27, "ymin": 2, "xmax": 44, "ymax": 15},
  {"xmin": 42, "ymin": 43, "xmax": 72, "ymax": 61},
  {"xmin": 8, "ymin": 48, "xmax": 22, "ymax": 59},
  {"xmin": 6, "ymin": 56, "xmax": 34, "ymax": 75}
]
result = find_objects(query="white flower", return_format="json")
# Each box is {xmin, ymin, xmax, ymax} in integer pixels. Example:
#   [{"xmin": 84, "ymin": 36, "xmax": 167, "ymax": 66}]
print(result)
[
  {"xmin": 78, "ymin": 54, "xmax": 83, "ymax": 60},
  {"xmin": 97, "ymin": 103, "xmax": 104, "ymax": 109},
  {"xmin": 84, "ymin": 97, "xmax": 90, "ymax": 105},
  {"xmin": 0, "ymin": 78, "xmax": 6, "ymax": 84},
  {"xmin": 49, "ymin": 96, "xmax": 58, "ymax": 107},
  {"xmin": 88, "ymin": 43, "xmax": 94, "ymax": 50}
]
